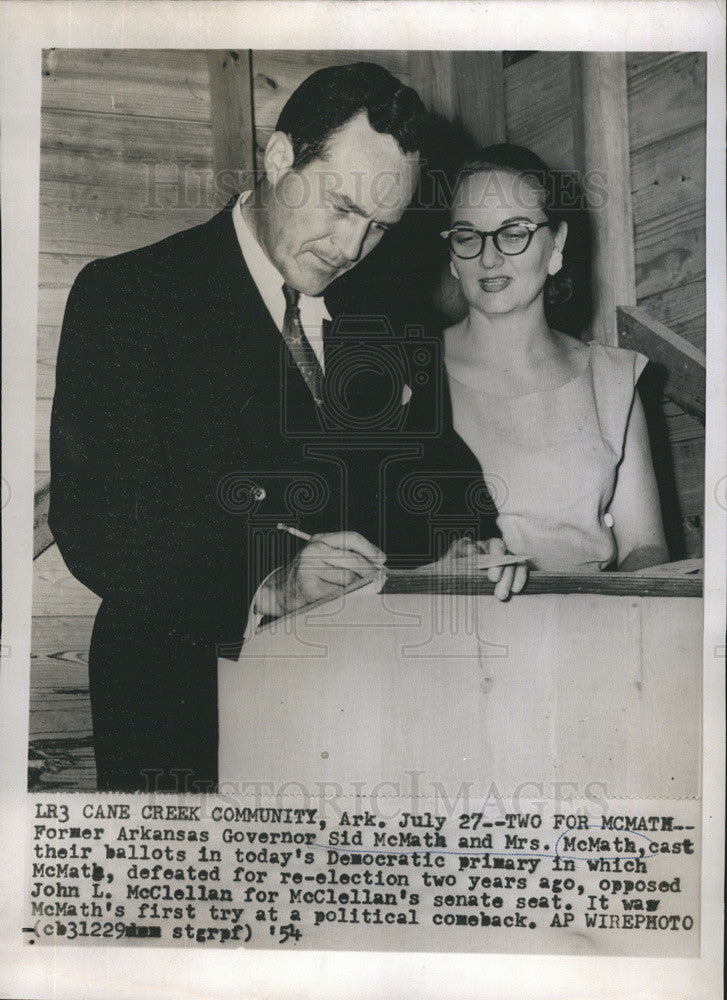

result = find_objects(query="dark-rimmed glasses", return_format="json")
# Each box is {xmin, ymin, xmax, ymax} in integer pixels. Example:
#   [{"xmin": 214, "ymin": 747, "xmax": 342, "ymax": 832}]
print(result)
[{"xmin": 441, "ymin": 221, "xmax": 551, "ymax": 258}]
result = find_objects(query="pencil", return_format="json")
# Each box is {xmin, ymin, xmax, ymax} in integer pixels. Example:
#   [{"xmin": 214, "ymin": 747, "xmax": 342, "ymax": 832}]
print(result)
[
  {"xmin": 277, "ymin": 522, "xmax": 384, "ymax": 573},
  {"xmin": 277, "ymin": 523, "xmax": 313, "ymax": 541}
]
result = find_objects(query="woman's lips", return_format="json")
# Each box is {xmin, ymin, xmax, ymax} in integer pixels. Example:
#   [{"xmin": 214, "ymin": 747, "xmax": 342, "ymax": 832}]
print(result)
[{"xmin": 478, "ymin": 276, "xmax": 512, "ymax": 292}]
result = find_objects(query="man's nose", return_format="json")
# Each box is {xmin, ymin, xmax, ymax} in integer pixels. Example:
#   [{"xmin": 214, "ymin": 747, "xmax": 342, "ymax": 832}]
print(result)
[
  {"xmin": 479, "ymin": 234, "xmax": 503, "ymax": 268},
  {"xmin": 333, "ymin": 217, "xmax": 369, "ymax": 263}
]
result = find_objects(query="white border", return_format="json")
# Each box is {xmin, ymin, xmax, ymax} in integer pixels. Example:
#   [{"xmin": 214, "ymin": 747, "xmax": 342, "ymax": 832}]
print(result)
[{"xmin": 2, "ymin": 2, "xmax": 724, "ymax": 998}]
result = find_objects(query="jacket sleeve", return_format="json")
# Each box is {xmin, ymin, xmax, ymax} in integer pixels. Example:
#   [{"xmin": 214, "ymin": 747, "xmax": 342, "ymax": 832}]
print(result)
[{"xmin": 48, "ymin": 261, "xmax": 250, "ymax": 639}]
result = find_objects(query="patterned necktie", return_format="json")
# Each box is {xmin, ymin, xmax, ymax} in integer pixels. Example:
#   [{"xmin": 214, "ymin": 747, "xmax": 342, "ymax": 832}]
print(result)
[{"xmin": 281, "ymin": 283, "xmax": 324, "ymax": 407}]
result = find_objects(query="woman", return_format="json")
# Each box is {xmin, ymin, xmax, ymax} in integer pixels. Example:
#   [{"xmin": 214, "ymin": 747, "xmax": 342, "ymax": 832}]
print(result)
[{"xmin": 441, "ymin": 144, "xmax": 668, "ymax": 572}]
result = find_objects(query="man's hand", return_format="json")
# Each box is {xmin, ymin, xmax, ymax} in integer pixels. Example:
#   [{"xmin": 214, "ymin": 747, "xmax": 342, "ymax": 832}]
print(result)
[
  {"xmin": 269, "ymin": 532, "xmax": 387, "ymax": 616},
  {"xmin": 431, "ymin": 536, "xmax": 528, "ymax": 601}
]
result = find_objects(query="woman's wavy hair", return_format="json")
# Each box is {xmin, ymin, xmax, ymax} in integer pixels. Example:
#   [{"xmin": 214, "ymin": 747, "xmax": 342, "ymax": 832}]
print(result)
[{"xmin": 451, "ymin": 143, "xmax": 581, "ymax": 306}]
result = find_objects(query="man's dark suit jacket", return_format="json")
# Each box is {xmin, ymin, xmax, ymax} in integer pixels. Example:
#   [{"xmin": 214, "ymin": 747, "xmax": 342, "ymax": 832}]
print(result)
[{"xmin": 49, "ymin": 205, "xmax": 495, "ymax": 792}]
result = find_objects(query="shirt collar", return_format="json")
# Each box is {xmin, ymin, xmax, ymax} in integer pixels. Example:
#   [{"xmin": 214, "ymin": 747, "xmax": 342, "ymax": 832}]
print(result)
[{"xmin": 232, "ymin": 192, "xmax": 331, "ymax": 343}]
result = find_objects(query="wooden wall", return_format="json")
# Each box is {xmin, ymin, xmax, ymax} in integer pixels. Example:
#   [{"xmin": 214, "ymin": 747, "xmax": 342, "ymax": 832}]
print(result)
[
  {"xmin": 37, "ymin": 49, "xmax": 215, "ymax": 482},
  {"xmin": 500, "ymin": 50, "xmax": 706, "ymax": 557},
  {"xmin": 627, "ymin": 52, "xmax": 706, "ymax": 557},
  {"xmin": 33, "ymin": 49, "xmax": 218, "ymax": 787},
  {"xmin": 251, "ymin": 50, "xmax": 410, "ymax": 165}
]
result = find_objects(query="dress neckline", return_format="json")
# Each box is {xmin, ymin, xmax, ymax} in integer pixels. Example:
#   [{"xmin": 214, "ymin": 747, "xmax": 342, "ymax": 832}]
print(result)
[{"xmin": 444, "ymin": 338, "xmax": 594, "ymax": 400}]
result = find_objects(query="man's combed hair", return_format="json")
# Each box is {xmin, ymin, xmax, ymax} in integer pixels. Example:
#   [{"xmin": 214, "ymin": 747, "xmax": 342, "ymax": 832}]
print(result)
[{"xmin": 276, "ymin": 62, "xmax": 426, "ymax": 168}]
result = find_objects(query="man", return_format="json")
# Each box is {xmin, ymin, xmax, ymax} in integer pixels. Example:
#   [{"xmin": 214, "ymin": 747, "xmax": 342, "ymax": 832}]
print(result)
[{"xmin": 50, "ymin": 62, "xmax": 523, "ymax": 793}]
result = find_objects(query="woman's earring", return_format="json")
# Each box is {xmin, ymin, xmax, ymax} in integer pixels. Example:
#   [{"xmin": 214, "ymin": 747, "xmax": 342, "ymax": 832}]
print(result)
[
  {"xmin": 547, "ymin": 249, "xmax": 563, "ymax": 276},
  {"xmin": 449, "ymin": 260, "xmax": 460, "ymax": 280}
]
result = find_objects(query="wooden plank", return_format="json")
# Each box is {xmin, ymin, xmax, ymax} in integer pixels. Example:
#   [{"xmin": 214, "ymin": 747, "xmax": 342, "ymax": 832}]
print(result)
[
  {"xmin": 665, "ymin": 407, "xmax": 706, "ymax": 443},
  {"xmin": 32, "ymin": 613, "xmax": 94, "ymax": 658},
  {"xmin": 627, "ymin": 52, "xmax": 706, "ymax": 152},
  {"xmin": 42, "ymin": 48, "xmax": 211, "ymax": 122},
  {"xmin": 33, "ymin": 479, "xmax": 53, "ymax": 559},
  {"xmin": 28, "ymin": 740, "xmax": 96, "ymax": 792},
  {"xmin": 680, "ymin": 517, "xmax": 704, "ymax": 560},
  {"xmin": 631, "ymin": 125, "xmax": 705, "ymax": 229},
  {"xmin": 41, "ymin": 107, "xmax": 215, "ymax": 166},
  {"xmin": 381, "ymin": 571, "xmax": 702, "ymax": 598},
  {"xmin": 504, "ymin": 51, "xmax": 580, "ymax": 171},
  {"xmin": 637, "ymin": 278, "xmax": 706, "ymax": 353},
  {"xmin": 580, "ymin": 53, "xmax": 635, "ymax": 345},
  {"xmin": 38, "ymin": 252, "xmax": 97, "ymax": 328},
  {"xmin": 251, "ymin": 50, "xmax": 410, "ymax": 139},
  {"xmin": 670, "ymin": 436, "xmax": 705, "ymax": 514},
  {"xmin": 452, "ymin": 52, "xmax": 506, "ymax": 146},
  {"xmin": 32, "ymin": 543, "xmax": 102, "ymax": 617},
  {"xmin": 618, "ymin": 305, "xmax": 705, "ymax": 421},
  {"xmin": 40, "ymin": 176, "xmax": 215, "ymax": 256},
  {"xmin": 29, "ymin": 690, "xmax": 91, "ymax": 735},
  {"xmin": 627, "ymin": 51, "xmax": 685, "ymax": 77},
  {"xmin": 30, "ymin": 666, "xmax": 93, "ymax": 743},
  {"xmin": 29, "ymin": 614, "xmax": 96, "ymax": 789},
  {"xmin": 409, "ymin": 52, "xmax": 506, "ymax": 148},
  {"xmin": 507, "ymin": 115, "xmax": 577, "ymax": 176},
  {"xmin": 266, "ymin": 49, "xmax": 409, "ymax": 78},
  {"xmin": 36, "ymin": 325, "xmax": 60, "ymax": 400},
  {"xmin": 634, "ymin": 221, "xmax": 705, "ymax": 301},
  {"xmin": 254, "ymin": 48, "xmax": 409, "ymax": 84},
  {"xmin": 35, "ymin": 396, "xmax": 51, "ymax": 475},
  {"xmin": 39, "ymin": 107, "xmax": 218, "ymax": 255},
  {"xmin": 207, "ymin": 50, "xmax": 256, "ymax": 189},
  {"xmin": 408, "ymin": 52, "xmax": 459, "ymax": 123},
  {"xmin": 503, "ymin": 52, "xmax": 537, "ymax": 69},
  {"xmin": 631, "ymin": 125, "xmax": 705, "ymax": 300}
]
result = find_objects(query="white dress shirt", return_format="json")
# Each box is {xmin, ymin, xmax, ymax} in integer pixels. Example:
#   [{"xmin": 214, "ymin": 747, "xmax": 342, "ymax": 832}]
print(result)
[
  {"xmin": 230, "ymin": 191, "xmax": 410, "ymax": 642},
  {"xmin": 232, "ymin": 192, "xmax": 330, "ymax": 370},
  {"xmin": 231, "ymin": 192, "xmax": 332, "ymax": 642}
]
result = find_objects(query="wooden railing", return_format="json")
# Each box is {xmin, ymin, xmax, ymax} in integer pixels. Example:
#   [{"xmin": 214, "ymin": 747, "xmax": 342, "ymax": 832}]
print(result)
[
  {"xmin": 33, "ymin": 477, "xmax": 53, "ymax": 559},
  {"xmin": 617, "ymin": 305, "xmax": 706, "ymax": 423}
]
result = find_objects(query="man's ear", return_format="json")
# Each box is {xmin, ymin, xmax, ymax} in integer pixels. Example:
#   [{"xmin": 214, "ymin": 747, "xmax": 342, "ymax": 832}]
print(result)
[{"xmin": 264, "ymin": 131, "xmax": 295, "ymax": 185}]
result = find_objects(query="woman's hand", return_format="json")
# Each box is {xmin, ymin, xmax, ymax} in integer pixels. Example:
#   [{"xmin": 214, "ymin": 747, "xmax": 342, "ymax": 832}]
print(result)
[{"xmin": 425, "ymin": 536, "xmax": 528, "ymax": 601}]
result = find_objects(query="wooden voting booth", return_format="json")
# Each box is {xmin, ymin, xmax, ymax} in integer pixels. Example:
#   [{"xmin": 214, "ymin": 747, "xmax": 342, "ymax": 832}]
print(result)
[{"xmin": 218, "ymin": 573, "xmax": 702, "ymax": 799}]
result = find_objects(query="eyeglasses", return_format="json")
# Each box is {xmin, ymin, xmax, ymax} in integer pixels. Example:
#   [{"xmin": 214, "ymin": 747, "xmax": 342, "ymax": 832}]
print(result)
[{"xmin": 441, "ymin": 221, "xmax": 551, "ymax": 258}]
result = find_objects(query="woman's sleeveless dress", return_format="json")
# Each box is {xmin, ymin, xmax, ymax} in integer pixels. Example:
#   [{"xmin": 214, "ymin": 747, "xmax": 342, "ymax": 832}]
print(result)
[{"xmin": 445, "ymin": 341, "xmax": 648, "ymax": 572}]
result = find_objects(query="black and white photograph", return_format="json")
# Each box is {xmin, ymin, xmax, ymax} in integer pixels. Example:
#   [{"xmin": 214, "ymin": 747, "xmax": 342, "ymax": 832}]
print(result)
[{"xmin": 1, "ymin": 2, "xmax": 724, "ymax": 998}]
